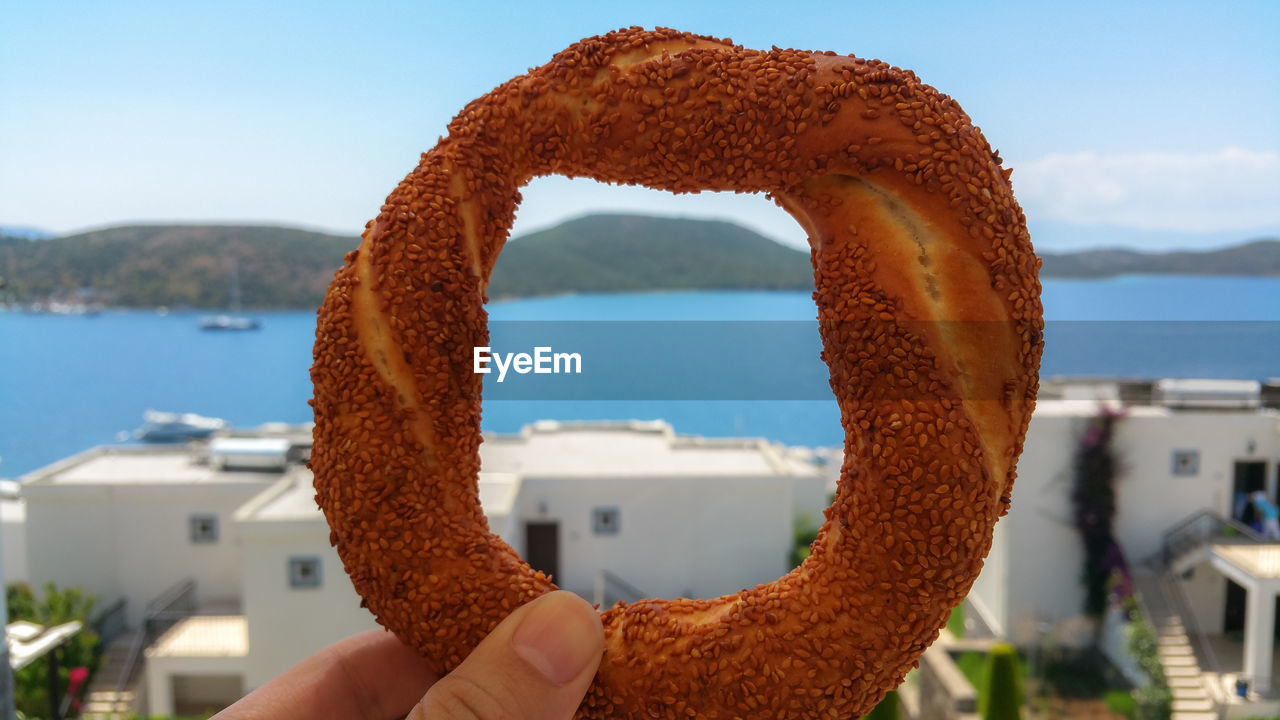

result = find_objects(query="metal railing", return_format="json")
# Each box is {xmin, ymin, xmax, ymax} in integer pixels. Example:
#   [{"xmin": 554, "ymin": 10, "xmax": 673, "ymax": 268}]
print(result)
[
  {"xmin": 91, "ymin": 596, "xmax": 128, "ymax": 648},
  {"xmin": 114, "ymin": 578, "xmax": 198, "ymax": 697},
  {"xmin": 593, "ymin": 570, "xmax": 647, "ymax": 609},
  {"xmin": 1161, "ymin": 509, "xmax": 1263, "ymax": 567},
  {"xmin": 144, "ymin": 577, "xmax": 197, "ymax": 638}
]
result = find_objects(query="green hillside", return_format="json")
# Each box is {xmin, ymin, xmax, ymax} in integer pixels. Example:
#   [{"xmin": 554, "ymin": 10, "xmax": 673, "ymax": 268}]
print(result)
[
  {"xmin": 487, "ymin": 214, "xmax": 813, "ymax": 299},
  {"xmin": 0, "ymin": 215, "xmax": 814, "ymax": 308},
  {"xmin": 0, "ymin": 224, "xmax": 357, "ymax": 309},
  {"xmin": 1, "ymin": 216, "xmax": 1275, "ymax": 309},
  {"xmin": 1038, "ymin": 239, "xmax": 1280, "ymax": 278}
]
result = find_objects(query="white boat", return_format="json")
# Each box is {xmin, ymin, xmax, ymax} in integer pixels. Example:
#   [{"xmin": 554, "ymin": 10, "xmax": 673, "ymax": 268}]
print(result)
[
  {"xmin": 199, "ymin": 258, "xmax": 261, "ymax": 331},
  {"xmin": 135, "ymin": 410, "xmax": 228, "ymax": 442},
  {"xmin": 199, "ymin": 314, "xmax": 261, "ymax": 331}
]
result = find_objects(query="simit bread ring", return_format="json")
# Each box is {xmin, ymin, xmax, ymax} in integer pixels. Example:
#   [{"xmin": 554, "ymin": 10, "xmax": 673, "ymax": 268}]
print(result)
[{"xmin": 311, "ymin": 27, "xmax": 1042, "ymax": 718}]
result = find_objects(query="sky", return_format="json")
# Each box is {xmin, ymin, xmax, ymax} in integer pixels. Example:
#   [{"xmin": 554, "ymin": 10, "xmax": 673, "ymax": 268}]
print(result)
[{"xmin": 1, "ymin": 1, "xmax": 1278, "ymax": 251}]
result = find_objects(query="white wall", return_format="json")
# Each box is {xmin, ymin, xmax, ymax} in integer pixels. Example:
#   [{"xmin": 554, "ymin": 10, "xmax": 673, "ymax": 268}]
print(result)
[
  {"xmin": 1111, "ymin": 411, "xmax": 1275, "ymax": 561},
  {"xmin": 238, "ymin": 519, "xmax": 379, "ymax": 690},
  {"xmin": 2, "ymin": 500, "xmax": 27, "ymax": 583},
  {"xmin": 513, "ymin": 474, "xmax": 792, "ymax": 600},
  {"xmin": 791, "ymin": 473, "xmax": 828, "ymax": 531},
  {"xmin": 968, "ymin": 512, "xmax": 1009, "ymax": 637},
  {"xmin": 22, "ymin": 485, "xmax": 120, "ymax": 603},
  {"xmin": 24, "ymin": 481, "xmax": 273, "ymax": 625},
  {"xmin": 998, "ymin": 410, "xmax": 1088, "ymax": 642}
]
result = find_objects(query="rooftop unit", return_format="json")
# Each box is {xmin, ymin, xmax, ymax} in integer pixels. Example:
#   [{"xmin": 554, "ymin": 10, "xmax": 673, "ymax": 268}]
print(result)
[
  {"xmin": 1153, "ymin": 378, "xmax": 1262, "ymax": 410},
  {"xmin": 209, "ymin": 438, "xmax": 293, "ymax": 471}
]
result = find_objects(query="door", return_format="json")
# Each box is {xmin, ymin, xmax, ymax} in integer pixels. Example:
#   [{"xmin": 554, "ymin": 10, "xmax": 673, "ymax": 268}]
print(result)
[
  {"xmin": 525, "ymin": 521, "xmax": 560, "ymax": 583},
  {"xmin": 1224, "ymin": 579, "xmax": 1246, "ymax": 635},
  {"xmin": 1233, "ymin": 461, "xmax": 1266, "ymax": 524}
]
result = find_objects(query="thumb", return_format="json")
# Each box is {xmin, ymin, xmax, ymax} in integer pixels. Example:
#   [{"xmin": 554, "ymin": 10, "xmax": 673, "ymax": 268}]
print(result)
[{"xmin": 410, "ymin": 591, "xmax": 604, "ymax": 720}]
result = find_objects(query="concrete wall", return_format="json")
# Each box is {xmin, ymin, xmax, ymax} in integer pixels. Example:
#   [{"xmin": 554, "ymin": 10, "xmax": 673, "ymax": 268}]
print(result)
[
  {"xmin": 238, "ymin": 518, "xmax": 379, "ymax": 690},
  {"xmin": 24, "ymin": 481, "xmax": 272, "ymax": 625},
  {"xmin": 513, "ymin": 474, "xmax": 792, "ymax": 599},
  {"xmin": 1180, "ymin": 562, "xmax": 1228, "ymax": 635}
]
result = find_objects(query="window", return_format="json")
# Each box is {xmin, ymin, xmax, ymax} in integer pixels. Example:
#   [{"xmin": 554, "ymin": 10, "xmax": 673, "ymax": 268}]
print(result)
[
  {"xmin": 289, "ymin": 557, "xmax": 323, "ymax": 589},
  {"xmin": 189, "ymin": 514, "xmax": 219, "ymax": 544},
  {"xmin": 592, "ymin": 507, "xmax": 620, "ymax": 535},
  {"xmin": 1171, "ymin": 450, "xmax": 1200, "ymax": 476}
]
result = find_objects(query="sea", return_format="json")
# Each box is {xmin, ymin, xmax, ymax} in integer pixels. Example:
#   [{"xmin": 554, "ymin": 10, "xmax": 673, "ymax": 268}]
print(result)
[{"xmin": 1, "ymin": 275, "xmax": 1277, "ymax": 478}]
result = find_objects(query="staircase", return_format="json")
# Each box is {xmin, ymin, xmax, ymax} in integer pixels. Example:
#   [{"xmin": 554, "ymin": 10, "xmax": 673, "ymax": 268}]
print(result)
[
  {"xmin": 1133, "ymin": 507, "xmax": 1272, "ymax": 720},
  {"xmin": 1134, "ymin": 569, "xmax": 1218, "ymax": 720},
  {"xmin": 80, "ymin": 631, "xmax": 143, "ymax": 719}
]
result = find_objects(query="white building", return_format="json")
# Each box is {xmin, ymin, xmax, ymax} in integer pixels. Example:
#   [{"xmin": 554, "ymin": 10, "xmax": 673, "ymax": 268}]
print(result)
[
  {"xmin": 20, "ymin": 444, "xmax": 283, "ymax": 626},
  {"xmin": 15, "ymin": 420, "xmax": 824, "ymax": 716},
  {"xmin": 968, "ymin": 379, "xmax": 1280, "ymax": 702},
  {"xmin": 15, "ymin": 385, "xmax": 1279, "ymax": 715},
  {"xmin": 478, "ymin": 420, "xmax": 827, "ymax": 601},
  {"xmin": 233, "ymin": 473, "xmax": 379, "ymax": 690}
]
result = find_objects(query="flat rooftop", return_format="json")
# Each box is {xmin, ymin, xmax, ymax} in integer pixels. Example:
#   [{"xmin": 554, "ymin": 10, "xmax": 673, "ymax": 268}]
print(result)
[
  {"xmin": 1213, "ymin": 543, "xmax": 1280, "ymax": 580},
  {"xmin": 239, "ymin": 470, "xmax": 523, "ymax": 523},
  {"xmin": 22, "ymin": 446, "xmax": 289, "ymax": 486},
  {"xmin": 480, "ymin": 420, "xmax": 816, "ymax": 478},
  {"xmin": 146, "ymin": 615, "xmax": 247, "ymax": 658}
]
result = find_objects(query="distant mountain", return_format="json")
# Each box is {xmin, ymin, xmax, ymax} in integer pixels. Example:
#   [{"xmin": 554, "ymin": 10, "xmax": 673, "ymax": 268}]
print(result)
[
  {"xmin": 0, "ymin": 225, "xmax": 358, "ymax": 308},
  {"xmin": 0, "ymin": 225, "xmax": 54, "ymax": 240},
  {"xmin": 487, "ymin": 214, "xmax": 813, "ymax": 299},
  {"xmin": 1039, "ymin": 239, "xmax": 1280, "ymax": 278},
  {"xmin": 1, "ymin": 216, "xmax": 1275, "ymax": 309}
]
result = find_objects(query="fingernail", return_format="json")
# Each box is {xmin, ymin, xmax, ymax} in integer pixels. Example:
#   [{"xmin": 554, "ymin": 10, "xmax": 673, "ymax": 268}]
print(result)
[{"xmin": 512, "ymin": 591, "xmax": 603, "ymax": 685}]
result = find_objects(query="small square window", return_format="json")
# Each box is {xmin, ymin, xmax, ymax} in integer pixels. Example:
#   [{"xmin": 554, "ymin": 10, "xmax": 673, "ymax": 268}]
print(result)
[
  {"xmin": 1171, "ymin": 450, "xmax": 1200, "ymax": 476},
  {"xmin": 189, "ymin": 514, "xmax": 219, "ymax": 544},
  {"xmin": 592, "ymin": 507, "xmax": 620, "ymax": 535},
  {"xmin": 289, "ymin": 557, "xmax": 323, "ymax": 589}
]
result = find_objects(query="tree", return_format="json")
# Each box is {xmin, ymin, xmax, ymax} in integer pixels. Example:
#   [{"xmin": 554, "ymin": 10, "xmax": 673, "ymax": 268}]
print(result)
[{"xmin": 982, "ymin": 643, "xmax": 1024, "ymax": 720}]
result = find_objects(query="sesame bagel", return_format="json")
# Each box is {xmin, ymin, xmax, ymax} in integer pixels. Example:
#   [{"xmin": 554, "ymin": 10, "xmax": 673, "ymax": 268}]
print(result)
[{"xmin": 311, "ymin": 27, "xmax": 1042, "ymax": 718}]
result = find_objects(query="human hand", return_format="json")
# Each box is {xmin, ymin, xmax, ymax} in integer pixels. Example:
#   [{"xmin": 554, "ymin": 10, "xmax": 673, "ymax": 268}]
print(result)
[{"xmin": 214, "ymin": 590, "xmax": 604, "ymax": 719}]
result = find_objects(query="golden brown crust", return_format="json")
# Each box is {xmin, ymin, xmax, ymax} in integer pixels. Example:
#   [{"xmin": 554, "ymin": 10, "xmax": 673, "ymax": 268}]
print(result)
[{"xmin": 311, "ymin": 27, "xmax": 1042, "ymax": 718}]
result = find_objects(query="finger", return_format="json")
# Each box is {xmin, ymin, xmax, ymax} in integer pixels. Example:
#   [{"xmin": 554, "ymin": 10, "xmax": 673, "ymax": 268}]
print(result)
[
  {"xmin": 410, "ymin": 591, "xmax": 604, "ymax": 720},
  {"xmin": 213, "ymin": 628, "xmax": 437, "ymax": 720}
]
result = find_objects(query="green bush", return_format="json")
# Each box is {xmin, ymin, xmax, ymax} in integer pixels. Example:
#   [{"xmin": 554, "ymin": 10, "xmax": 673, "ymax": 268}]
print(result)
[
  {"xmin": 862, "ymin": 690, "xmax": 899, "ymax": 720},
  {"xmin": 790, "ymin": 515, "xmax": 819, "ymax": 567},
  {"xmin": 982, "ymin": 643, "xmax": 1024, "ymax": 720},
  {"xmin": 1104, "ymin": 689, "xmax": 1137, "ymax": 716},
  {"xmin": 946, "ymin": 602, "xmax": 966, "ymax": 639},
  {"xmin": 5, "ymin": 582, "xmax": 101, "ymax": 719}
]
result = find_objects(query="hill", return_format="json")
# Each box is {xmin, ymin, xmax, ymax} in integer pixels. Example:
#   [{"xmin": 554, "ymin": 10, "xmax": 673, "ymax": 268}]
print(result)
[
  {"xmin": 0, "ymin": 215, "xmax": 814, "ymax": 308},
  {"xmin": 487, "ymin": 214, "xmax": 813, "ymax": 299},
  {"xmin": 2, "ymin": 217, "xmax": 1276, "ymax": 309},
  {"xmin": 1039, "ymin": 239, "xmax": 1280, "ymax": 278},
  {"xmin": 0, "ymin": 225, "xmax": 358, "ymax": 309}
]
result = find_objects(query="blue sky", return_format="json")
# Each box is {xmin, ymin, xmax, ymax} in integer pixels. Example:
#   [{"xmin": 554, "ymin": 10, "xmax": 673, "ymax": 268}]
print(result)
[{"xmin": 2, "ymin": 1, "xmax": 1277, "ymax": 250}]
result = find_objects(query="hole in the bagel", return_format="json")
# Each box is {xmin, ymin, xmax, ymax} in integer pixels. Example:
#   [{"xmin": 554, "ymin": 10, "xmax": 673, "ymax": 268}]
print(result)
[{"xmin": 475, "ymin": 177, "xmax": 838, "ymax": 603}]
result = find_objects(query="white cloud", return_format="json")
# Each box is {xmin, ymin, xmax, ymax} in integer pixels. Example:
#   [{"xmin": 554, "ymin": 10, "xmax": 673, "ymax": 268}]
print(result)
[{"xmin": 1012, "ymin": 148, "xmax": 1280, "ymax": 233}]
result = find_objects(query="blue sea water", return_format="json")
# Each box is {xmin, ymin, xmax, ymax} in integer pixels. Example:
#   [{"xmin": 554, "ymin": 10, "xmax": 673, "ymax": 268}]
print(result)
[{"xmin": 1, "ymin": 276, "xmax": 1277, "ymax": 478}]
